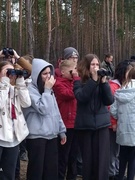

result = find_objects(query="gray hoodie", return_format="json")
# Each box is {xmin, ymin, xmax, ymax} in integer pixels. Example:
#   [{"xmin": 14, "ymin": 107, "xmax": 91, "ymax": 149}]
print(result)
[{"xmin": 23, "ymin": 58, "xmax": 66, "ymax": 139}]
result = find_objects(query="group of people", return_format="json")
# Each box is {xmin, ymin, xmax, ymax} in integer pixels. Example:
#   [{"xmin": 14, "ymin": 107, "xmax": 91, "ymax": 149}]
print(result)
[{"xmin": 0, "ymin": 46, "xmax": 135, "ymax": 180}]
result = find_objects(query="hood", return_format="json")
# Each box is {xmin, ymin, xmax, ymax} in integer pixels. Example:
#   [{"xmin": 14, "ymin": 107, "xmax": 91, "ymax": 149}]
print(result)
[
  {"xmin": 126, "ymin": 79, "xmax": 135, "ymax": 88},
  {"xmin": 55, "ymin": 68, "xmax": 61, "ymax": 77},
  {"xmin": 115, "ymin": 87, "xmax": 135, "ymax": 103},
  {"xmin": 109, "ymin": 79, "xmax": 121, "ymax": 87},
  {"xmin": 31, "ymin": 58, "xmax": 54, "ymax": 87}
]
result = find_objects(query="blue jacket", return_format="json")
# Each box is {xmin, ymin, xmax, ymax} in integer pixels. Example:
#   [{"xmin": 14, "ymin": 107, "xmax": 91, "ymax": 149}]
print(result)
[{"xmin": 110, "ymin": 79, "xmax": 135, "ymax": 146}]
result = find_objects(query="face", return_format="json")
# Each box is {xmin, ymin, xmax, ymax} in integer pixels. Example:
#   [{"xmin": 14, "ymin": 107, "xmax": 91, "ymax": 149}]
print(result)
[
  {"xmin": 68, "ymin": 56, "xmax": 78, "ymax": 63},
  {"xmin": 41, "ymin": 67, "xmax": 51, "ymax": 82},
  {"xmin": 61, "ymin": 65, "xmax": 76, "ymax": 80},
  {"xmin": 89, "ymin": 58, "xmax": 100, "ymax": 74},
  {"xmin": 6, "ymin": 57, "xmax": 16, "ymax": 64},
  {"xmin": 0, "ymin": 64, "xmax": 14, "ymax": 78},
  {"xmin": 106, "ymin": 56, "xmax": 113, "ymax": 63}
]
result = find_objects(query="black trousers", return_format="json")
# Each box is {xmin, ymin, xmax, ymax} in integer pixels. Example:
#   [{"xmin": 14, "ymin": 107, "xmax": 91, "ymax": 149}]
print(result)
[
  {"xmin": 0, "ymin": 145, "xmax": 19, "ymax": 180},
  {"xmin": 58, "ymin": 129, "xmax": 78, "ymax": 180},
  {"xmin": 77, "ymin": 127, "xmax": 110, "ymax": 180},
  {"xmin": 119, "ymin": 145, "xmax": 135, "ymax": 180},
  {"xmin": 109, "ymin": 129, "xmax": 119, "ymax": 176},
  {"xmin": 20, "ymin": 139, "xmax": 27, "ymax": 156},
  {"xmin": 26, "ymin": 138, "xmax": 58, "ymax": 180}
]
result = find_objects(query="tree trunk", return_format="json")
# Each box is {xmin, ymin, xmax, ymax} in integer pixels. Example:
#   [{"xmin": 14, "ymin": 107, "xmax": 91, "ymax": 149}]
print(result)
[
  {"xmin": 33, "ymin": 0, "xmax": 39, "ymax": 57},
  {"xmin": 6, "ymin": 0, "xmax": 12, "ymax": 47},
  {"xmin": 71, "ymin": 0, "xmax": 78, "ymax": 48},
  {"xmin": 19, "ymin": 0, "xmax": 23, "ymax": 54},
  {"xmin": 46, "ymin": 0, "xmax": 51, "ymax": 61},
  {"xmin": 0, "ymin": 0, "xmax": 2, "ymax": 46},
  {"xmin": 114, "ymin": 0, "xmax": 118, "ymax": 65},
  {"xmin": 111, "ymin": 0, "xmax": 115, "ymax": 57},
  {"xmin": 103, "ymin": 0, "xmax": 107, "ymax": 54},
  {"xmin": 106, "ymin": 0, "xmax": 110, "ymax": 52},
  {"xmin": 53, "ymin": 0, "xmax": 60, "ymax": 61},
  {"xmin": 25, "ymin": 0, "xmax": 34, "ymax": 55}
]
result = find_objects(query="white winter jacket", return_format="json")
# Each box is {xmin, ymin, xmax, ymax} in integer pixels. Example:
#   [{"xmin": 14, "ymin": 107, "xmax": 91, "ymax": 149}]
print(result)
[{"xmin": 0, "ymin": 76, "xmax": 31, "ymax": 144}]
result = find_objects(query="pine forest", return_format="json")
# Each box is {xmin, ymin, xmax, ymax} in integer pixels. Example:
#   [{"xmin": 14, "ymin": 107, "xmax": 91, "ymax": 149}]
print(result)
[{"xmin": 1, "ymin": 0, "xmax": 135, "ymax": 65}]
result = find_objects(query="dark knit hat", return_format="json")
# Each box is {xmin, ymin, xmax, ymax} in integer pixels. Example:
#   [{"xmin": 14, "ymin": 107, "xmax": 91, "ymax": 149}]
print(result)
[
  {"xmin": 130, "ymin": 55, "xmax": 135, "ymax": 60},
  {"xmin": 63, "ymin": 47, "xmax": 79, "ymax": 59}
]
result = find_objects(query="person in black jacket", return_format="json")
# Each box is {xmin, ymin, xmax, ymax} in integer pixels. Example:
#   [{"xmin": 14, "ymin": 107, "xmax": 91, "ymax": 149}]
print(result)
[
  {"xmin": 101, "ymin": 53, "xmax": 115, "ymax": 79},
  {"xmin": 73, "ymin": 54, "xmax": 114, "ymax": 180}
]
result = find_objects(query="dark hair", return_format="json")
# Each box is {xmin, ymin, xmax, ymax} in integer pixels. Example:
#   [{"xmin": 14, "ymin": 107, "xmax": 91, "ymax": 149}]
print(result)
[
  {"xmin": 130, "ymin": 56, "xmax": 135, "ymax": 61},
  {"xmin": 37, "ymin": 75, "xmax": 44, "ymax": 94},
  {"xmin": 105, "ymin": 53, "xmax": 113, "ymax": 59},
  {"xmin": 37, "ymin": 66, "xmax": 52, "ymax": 94},
  {"xmin": 77, "ymin": 54, "xmax": 101, "ymax": 83},
  {"xmin": 114, "ymin": 60, "xmax": 135, "ymax": 85},
  {"xmin": 127, "ymin": 66, "xmax": 135, "ymax": 83},
  {"xmin": 0, "ymin": 61, "xmax": 13, "ymax": 72}
]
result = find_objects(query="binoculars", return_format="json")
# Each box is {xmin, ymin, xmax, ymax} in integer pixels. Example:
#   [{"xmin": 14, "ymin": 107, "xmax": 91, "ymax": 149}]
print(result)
[
  {"xmin": 7, "ymin": 69, "xmax": 29, "ymax": 78},
  {"xmin": 2, "ymin": 48, "xmax": 14, "ymax": 58}
]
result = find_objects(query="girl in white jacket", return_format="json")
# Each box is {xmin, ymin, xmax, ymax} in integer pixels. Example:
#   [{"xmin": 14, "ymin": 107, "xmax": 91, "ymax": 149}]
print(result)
[
  {"xmin": 110, "ymin": 63, "xmax": 135, "ymax": 180},
  {"xmin": 0, "ymin": 61, "xmax": 31, "ymax": 180}
]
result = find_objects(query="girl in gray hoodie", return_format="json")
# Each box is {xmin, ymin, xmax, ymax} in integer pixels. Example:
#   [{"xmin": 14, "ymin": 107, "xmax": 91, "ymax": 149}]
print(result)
[{"xmin": 23, "ymin": 58, "xmax": 66, "ymax": 180}]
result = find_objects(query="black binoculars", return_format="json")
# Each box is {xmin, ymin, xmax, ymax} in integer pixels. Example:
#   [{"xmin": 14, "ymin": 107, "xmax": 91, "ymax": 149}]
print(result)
[
  {"xmin": 2, "ymin": 48, "xmax": 14, "ymax": 58},
  {"xmin": 7, "ymin": 69, "xmax": 29, "ymax": 78}
]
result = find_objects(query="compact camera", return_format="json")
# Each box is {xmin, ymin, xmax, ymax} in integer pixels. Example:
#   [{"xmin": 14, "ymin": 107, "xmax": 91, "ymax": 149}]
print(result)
[
  {"xmin": 97, "ymin": 69, "xmax": 111, "ymax": 77},
  {"xmin": 7, "ymin": 69, "xmax": 29, "ymax": 78},
  {"xmin": 2, "ymin": 48, "xmax": 14, "ymax": 58}
]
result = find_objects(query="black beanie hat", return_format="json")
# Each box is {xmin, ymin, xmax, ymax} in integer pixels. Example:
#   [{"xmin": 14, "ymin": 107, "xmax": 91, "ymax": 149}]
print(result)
[
  {"xmin": 130, "ymin": 55, "xmax": 135, "ymax": 60},
  {"xmin": 63, "ymin": 47, "xmax": 79, "ymax": 59}
]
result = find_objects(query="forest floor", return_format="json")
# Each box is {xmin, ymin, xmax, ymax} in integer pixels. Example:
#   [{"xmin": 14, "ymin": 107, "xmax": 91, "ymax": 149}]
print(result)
[
  {"xmin": 20, "ymin": 161, "xmax": 82, "ymax": 180},
  {"xmin": 20, "ymin": 161, "xmax": 27, "ymax": 180},
  {"xmin": 20, "ymin": 161, "xmax": 134, "ymax": 180}
]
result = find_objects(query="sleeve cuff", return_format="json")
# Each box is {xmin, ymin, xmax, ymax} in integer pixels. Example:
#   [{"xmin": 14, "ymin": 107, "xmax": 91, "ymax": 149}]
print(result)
[
  {"xmin": 44, "ymin": 88, "xmax": 52, "ymax": 93},
  {"xmin": 1, "ymin": 77, "xmax": 10, "ymax": 84},
  {"xmin": 16, "ymin": 77, "xmax": 26, "ymax": 85}
]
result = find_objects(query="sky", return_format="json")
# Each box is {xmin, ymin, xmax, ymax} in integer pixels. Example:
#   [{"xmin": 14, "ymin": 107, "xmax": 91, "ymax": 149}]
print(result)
[{"xmin": 12, "ymin": 2, "xmax": 19, "ymax": 22}]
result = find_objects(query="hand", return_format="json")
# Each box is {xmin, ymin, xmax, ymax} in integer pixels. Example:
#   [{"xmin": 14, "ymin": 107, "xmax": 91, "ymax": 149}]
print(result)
[
  {"xmin": 45, "ymin": 75, "xmax": 56, "ymax": 89},
  {"xmin": 13, "ymin": 49, "xmax": 20, "ymax": 59},
  {"xmin": 101, "ymin": 75, "xmax": 107, "ymax": 83},
  {"xmin": 9, "ymin": 75, "xmax": 17, "ymax": 85},
  {"xmin": 72, "ymin": 68, "xmax": 79, "ymax": 77},
  {"xmin": 91, "ymin": 67, "xmax": 99, "ymax": 81},
  {"xmin": 60, "ymin": 136, "xmax": 67, "ymax": 145},
  {"xmin": 0, "ymin": 67, "xmax": 8, "ymax": 77},
  {"xmin": 112, "ymin": 124, "xmax": 117, "ymax": 132},
  {"xmin": 0, "ymin": 50, "xmax": 5, "ymax": 57}
]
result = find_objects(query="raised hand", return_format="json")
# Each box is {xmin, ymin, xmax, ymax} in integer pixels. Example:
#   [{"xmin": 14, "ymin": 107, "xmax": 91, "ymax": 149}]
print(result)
[{"xmin": 45, "ymin": 75, "xmax": 56, "ymax": 89}]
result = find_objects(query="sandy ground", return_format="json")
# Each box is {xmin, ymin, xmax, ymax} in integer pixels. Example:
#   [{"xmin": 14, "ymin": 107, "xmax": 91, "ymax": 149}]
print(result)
[{"xmin": 20, "ymin": 161, "xmax": 27, "ymax": 180}]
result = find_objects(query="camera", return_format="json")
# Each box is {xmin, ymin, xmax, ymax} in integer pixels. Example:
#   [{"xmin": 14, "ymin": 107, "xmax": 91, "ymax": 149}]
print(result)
[
  {"xmin": 7, "ymin": 69, "xmax": 29, "ymax": 78},
  {"xmin": 97, "ymin": 69, "xmax": 111, "ymax": 77},
  {"xmin": 3, "ymin": 48, "xmax": 14, "ymax": 58}
]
